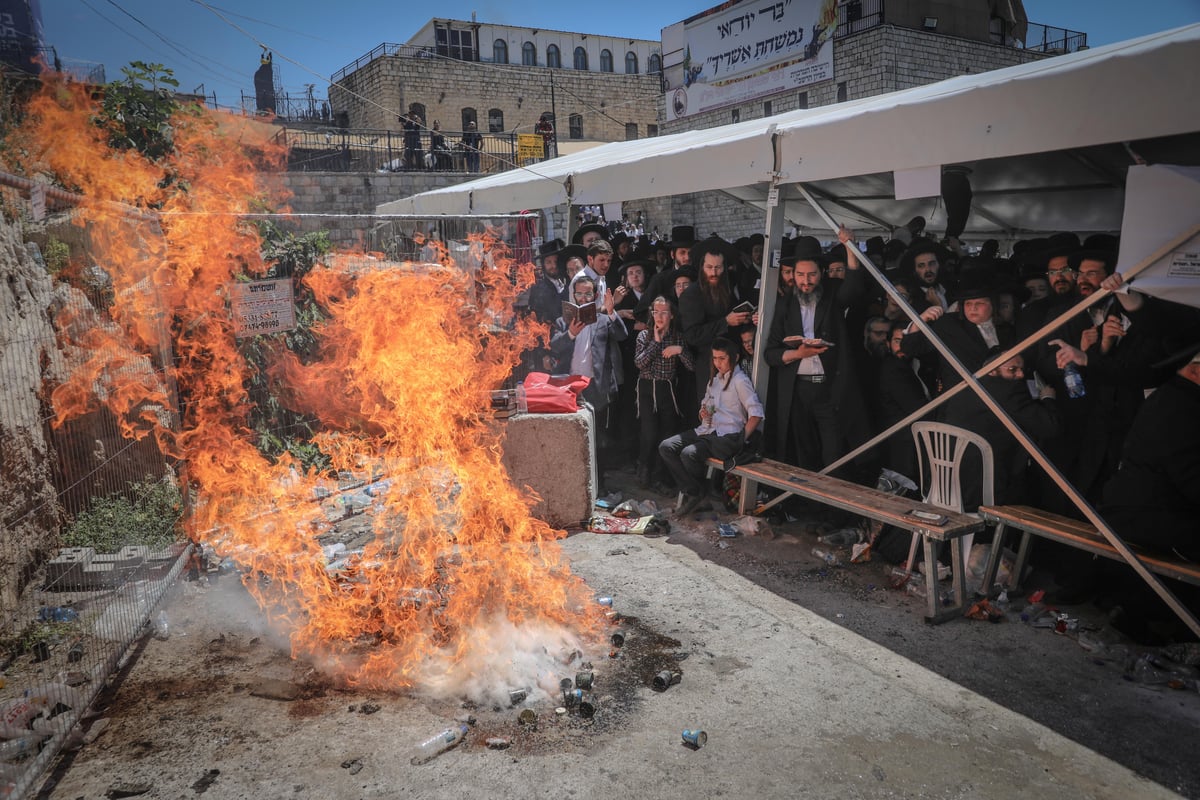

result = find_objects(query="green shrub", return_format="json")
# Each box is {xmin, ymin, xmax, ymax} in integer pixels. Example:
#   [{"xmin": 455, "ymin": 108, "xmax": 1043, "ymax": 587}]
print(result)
[{"xmin": 64, "ymin": 479, "xmax": 183, "ymax": 553}]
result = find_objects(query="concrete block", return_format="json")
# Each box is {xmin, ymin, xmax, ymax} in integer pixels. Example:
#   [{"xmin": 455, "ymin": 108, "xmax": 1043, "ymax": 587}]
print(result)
[
  {"xmin": 499, "ymin": 408, "xmax": 595, "ymax": 529},
  {"xmin": 45, "ymin": 547, "xmax": 94, "ymax": 588}
]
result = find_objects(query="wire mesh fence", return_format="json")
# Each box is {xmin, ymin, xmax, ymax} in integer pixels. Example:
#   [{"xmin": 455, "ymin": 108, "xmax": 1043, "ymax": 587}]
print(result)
[
  {"xmin": 1, "ymin": 221, "xmax": 188, "ymax": 799},
  {"xmin": 275, "ymin": 126, "xmax": 524, "ymax": 174},
  {"xmin": 1, "ymin": 206, "xmax": 540, "ymax": 797}
]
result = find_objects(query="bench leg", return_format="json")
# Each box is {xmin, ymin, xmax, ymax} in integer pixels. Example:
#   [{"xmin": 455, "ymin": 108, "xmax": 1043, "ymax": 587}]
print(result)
[
  {"xmin": 1011, "ymin": 530, "xmax": 1034, "ymax": 592},
  {"xmin": 980, "ymin": 521, "xmax": 1007, "ymax": 597},
  {"xmin": 922, "ymin": 535, "xmax": 969, "ymax": 624}
]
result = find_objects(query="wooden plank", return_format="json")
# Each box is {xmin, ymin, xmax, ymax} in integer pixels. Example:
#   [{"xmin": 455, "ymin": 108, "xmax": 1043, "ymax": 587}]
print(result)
[
  {"xmin": 980, "ymin": 505, "xmax": 1200, "ymax": 586},
  {"xmin": 733, "ymin": 459, "xmax": 982, "ymax": 541}
]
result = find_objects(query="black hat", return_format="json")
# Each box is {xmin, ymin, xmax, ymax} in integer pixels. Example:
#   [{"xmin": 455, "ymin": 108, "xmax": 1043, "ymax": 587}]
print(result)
[
  {"xmin": 1067, "ymin": 248, "xmax": 1116, "ymax": 273},
  {"xmin": 823, "ymin": 242, "xmax": 848, "ymax": 269},
  {"xmin": 572, "ymin": 222, "xmax": 609, "ymax": 245},
  {"xmin": 864, "ymin": 236, "xmax": 886, "ymax": 259},
  {"xmin": 952, "ymin": 270, "xmax": 1001, "ymax": 303},
  {"xmin": 667, "ymin": 225, "xmax": 697, "ymax": 251},
  {"xmin": 558, "ymin": 244, "xmax": 588, "ymax": 266},
  {"xmin": 690, "ymin": 235, "xmax": 742, "ymax": 268},
  {"xmin": 535, "ymin": 238, "xmax": 565, "ymax": 261},
  {"xmin": 618, "ymin": 258, "xmax": 655, "ymax": 281},
  {"xmin": 782, "ymin": 236, "xmax": 823, "ymax": 266},
  {"xmin": 611, "ymin": 231, "xmax": 631, "ymax": 247}
]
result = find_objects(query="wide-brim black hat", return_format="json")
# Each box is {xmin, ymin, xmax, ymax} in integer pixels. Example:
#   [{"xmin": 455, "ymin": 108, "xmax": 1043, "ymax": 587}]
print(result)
[
  {"xmin": 1067, "ymin": 248, "xmax": 1117, "ymax": 272},
  {"xmin": 571, "ymin": 223, "xmax": 610, "ymax": 245},
  {"xmin": 952, "ymin": 269, "xmax": 1002, "ymax": 303},
  {"xmin": 780, "ymin": 235, "xmax": 822, "ymax": 267},
  {"xmin": 618, "ymin": 258, "xmax": 656, "ymax": 280},
  {"xmin": 535, "ymin": 238, "xmax": 565, "ymax": 261},
  {"xmin": 690, "ymin": 236, "xmax": 743, "ymax": 270},
  {"xmin": 558, "ymin": 244, "xmax": 588, "ymax": 265},
  {"xmin": 667, "ymin": 225, "xmax": 697, "ymax": 251}
]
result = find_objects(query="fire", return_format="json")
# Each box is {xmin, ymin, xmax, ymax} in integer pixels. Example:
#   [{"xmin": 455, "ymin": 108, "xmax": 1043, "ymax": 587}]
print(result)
[{"xmin": 13, "ymin": 76, "xmax": 599, "ymax": 698}]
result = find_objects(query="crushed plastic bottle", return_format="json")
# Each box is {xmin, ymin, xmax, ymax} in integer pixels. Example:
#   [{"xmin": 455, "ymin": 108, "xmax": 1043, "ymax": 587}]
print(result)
[
  {"xmin": 811, "ymin": 548, "xmax": 840, "ymax": 566},
  {"xmin": 410, "ymin": 724, "xmax": 469, "ymax": 765},
  {"xmin": 515, "ymin": 381, "xmax": 528, "ymax": 414},
  {"xmin": 811, "ymin": 546, "xmax": 840, "ymax": 566},
  {"xmin": 818, "ymin": 527, "xmax": 861, "ymax": 546},
  {"xmin": 153, "ymin": 610, "xmax": 170, "ymax": 640},
  {"xmin": 1063, "ymin": 362, "xmax": 1087, "ymax": 399}
]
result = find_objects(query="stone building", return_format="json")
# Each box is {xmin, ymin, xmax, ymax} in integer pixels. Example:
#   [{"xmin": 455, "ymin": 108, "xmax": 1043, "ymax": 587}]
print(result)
[{"xmin": 329, "ymin": 19, "xmax": 663, "ymax": 150}]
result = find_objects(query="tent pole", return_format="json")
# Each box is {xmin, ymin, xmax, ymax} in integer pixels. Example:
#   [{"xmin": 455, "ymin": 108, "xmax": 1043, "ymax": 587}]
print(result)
[
  {"xmin": 800, "ymin": 180, "xmax": 1200, "ymax": 635},
  {"xmin": 739, "ymin": 128, "xmax": 787, "ymax": 514}
]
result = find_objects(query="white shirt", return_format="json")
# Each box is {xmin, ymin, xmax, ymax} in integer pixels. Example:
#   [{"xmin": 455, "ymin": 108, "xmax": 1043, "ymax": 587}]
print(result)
[{"xmin": 796, "ymin": 300, "xmax": 825, "ymax": 376}]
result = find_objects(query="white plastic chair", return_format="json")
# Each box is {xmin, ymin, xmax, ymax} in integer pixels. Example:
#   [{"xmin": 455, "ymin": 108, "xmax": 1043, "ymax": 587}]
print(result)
[{"xmin": 906, "ymin": 421, "xmax": 995, "ymax": 576}]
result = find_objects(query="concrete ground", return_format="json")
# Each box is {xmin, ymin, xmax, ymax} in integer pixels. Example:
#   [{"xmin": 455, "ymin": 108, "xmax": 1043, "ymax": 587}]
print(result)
[{"xmin": 36, "ymin": 521, "xmax": 1192, "ymax": 800}]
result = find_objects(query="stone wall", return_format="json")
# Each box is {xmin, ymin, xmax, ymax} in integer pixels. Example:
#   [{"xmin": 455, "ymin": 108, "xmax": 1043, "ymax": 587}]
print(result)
[{"xmin": 330, "ymin": 53, "xmax": 661, "ymax": 143}]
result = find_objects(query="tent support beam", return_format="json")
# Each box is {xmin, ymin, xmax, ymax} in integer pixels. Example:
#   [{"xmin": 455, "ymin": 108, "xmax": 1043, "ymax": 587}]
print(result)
[
  {"xmin": 800, "ymin": 182, "xmax": 896, "ymax": 233},
  {"xmin": 799, "ymin": 182, "xmax": 1200, "ymax": 636}
]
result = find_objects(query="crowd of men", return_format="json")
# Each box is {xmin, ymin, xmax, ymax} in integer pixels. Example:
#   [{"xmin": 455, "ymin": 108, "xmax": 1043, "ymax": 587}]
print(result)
[{"xmin": 515, "ymin": 219, "xmax": 1200, "ymax": 595}]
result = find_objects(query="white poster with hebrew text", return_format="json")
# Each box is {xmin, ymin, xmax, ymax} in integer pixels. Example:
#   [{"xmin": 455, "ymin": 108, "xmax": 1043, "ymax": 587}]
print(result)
[{"xmin": 663, "ymin": 0, "xmax": 837, "ymax": 120}]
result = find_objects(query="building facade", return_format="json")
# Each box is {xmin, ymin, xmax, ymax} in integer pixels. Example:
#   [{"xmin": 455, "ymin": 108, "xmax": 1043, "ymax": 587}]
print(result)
[{"xmin": 329, "ymin": 20, "xmax": 663, "ymax": 151}]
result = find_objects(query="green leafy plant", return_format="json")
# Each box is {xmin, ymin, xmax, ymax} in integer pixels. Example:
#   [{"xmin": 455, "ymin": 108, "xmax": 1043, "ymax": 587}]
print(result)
[
  {"xmin": 98, "ymin": 61, "xmax": 183, "ymax": 162},
  {"xmin": 43, "ymin": 237, "xmax": 70, "ymax": 275},
  {"xmin": 237, "ymin": 222, "xmax": 334, "ymax": 474},
  {"xmin": 63, "ymin": 479, "xmax": 183, "ymax": 553}
]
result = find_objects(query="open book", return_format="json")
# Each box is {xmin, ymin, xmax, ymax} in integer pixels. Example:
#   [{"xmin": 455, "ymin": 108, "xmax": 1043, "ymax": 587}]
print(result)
[
  {"xmin": 562, "ymin": 300, "xmax": 598, "ymax": 326},
  {"xmin": 731, "ymin": 301, "xmax": 756, "ymax": 314}
]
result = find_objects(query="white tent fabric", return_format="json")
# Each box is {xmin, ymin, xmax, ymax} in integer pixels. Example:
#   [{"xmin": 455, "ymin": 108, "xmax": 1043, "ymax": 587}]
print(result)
[
  {"xmin": 1116, "ymin": 164, "xmax": 1200, "ymax": 310},
  {"xmin": 381, "ymin": 24, "xmax": 1200, "ymax": 227}
]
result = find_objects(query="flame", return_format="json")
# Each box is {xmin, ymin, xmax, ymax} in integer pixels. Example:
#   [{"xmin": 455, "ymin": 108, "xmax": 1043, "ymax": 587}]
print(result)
[{"xmin": 12, "ymin": 76, "xmax": 599, "ymax": 696}]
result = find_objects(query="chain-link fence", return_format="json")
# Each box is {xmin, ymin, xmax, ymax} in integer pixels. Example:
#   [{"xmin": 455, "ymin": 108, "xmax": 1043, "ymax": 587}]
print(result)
[{"xmin": 1, "ymin": 208, "xmax": 188, "ymax": 799}]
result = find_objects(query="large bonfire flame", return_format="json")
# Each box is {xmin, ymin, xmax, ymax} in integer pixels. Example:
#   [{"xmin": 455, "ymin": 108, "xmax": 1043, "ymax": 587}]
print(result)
[{"xmin": 15, "ymin": 78, "xmax": 600, "ymax": 699}]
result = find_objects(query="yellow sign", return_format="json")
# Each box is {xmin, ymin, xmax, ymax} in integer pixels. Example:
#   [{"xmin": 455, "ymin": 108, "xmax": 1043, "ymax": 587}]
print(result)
[{"xmin": 517, "ymin": 134, "xmax": 543, "ymax": 161}]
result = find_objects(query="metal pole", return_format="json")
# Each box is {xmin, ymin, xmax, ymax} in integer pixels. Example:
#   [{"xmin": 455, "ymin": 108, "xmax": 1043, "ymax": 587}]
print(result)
[
  {"xmin": 799, "ymin": 179, "xmax": 1200, "ymax": 637},
  {"xmin": 550, "ymin": 70, "xmax": 558, "ymax": 159}
]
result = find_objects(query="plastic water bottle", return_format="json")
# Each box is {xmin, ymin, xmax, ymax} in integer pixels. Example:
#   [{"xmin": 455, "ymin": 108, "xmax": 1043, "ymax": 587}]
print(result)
[
  {"xmin": 410, "ymin": 724, "xmax": 469, "ymax": 765},
  {"xmin": 1063, "ymin": 363, "xmax": 1086, "ymax": 399},
  {"xmin": 153, "ymin": 610, "xmax": 170, "ymax": 640},
  {"xmin": 515, "ymin": 381, "xmax": 528, "ymax": 414},
  {"xmin": 811, "ymin": 548, "xmax": 840, "ymax": 566}
]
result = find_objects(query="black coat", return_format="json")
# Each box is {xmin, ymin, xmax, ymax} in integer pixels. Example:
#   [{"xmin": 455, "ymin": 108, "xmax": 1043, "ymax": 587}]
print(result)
[
  {"xmin": 1101, "ymin": 375, "xmax": 1200, "ymax": 558},
  {"xmin": 900, "ymin": 313, "xmax": 1015, "ymax": 395},
  {"xmin": 763, "ymin": 271, "xmax": 870, "ymax": 461}
]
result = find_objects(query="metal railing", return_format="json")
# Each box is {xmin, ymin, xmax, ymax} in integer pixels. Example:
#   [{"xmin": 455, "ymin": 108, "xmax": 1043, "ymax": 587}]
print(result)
[
  {"xmin": 1015, "ymin": 22, "xmax": 1088, "ymax": 53},
  {"xmin": 275, "ymin": 126, "xmax": 532, "ymax": 173},
  {"xmin": 331, "ymin": 43, "xmax": 437, "ymax": 85},
  {"xmin": 835, "ymin": 0, "xmax": 885, "ymax": 37}
]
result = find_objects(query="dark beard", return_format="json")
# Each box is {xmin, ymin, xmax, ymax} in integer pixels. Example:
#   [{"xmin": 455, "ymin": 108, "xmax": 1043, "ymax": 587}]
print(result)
[
  {"xmin": 701, "ymin": 277, "xmax": 730, "ymax": 311},
  {"xmin": 797, "ymin": 285, "xmax": 823, "ymax": 309}
]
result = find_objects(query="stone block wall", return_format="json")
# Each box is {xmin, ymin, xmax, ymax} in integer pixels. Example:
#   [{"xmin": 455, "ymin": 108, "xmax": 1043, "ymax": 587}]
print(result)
[{"xmin": 330, "ymin": 54, "xmax": 661, "ymax": 143}]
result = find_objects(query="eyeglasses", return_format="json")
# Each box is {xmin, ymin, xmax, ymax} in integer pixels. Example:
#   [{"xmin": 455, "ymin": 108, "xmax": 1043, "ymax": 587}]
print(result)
[
  {"xmin": 1048, "ymin": 268, "xmax": 1074, "ymax": 277},
  {"xmin": 1077, "ymin": 270, "xmax": 1106, "ymax": 280},
  {"xmin": 575, "ymin": 291, "xmax": 596, "ymax": 300}
]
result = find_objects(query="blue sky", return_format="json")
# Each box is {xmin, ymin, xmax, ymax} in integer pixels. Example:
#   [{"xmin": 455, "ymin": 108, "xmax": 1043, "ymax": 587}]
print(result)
[{"xmin": 41, "ymin": 0, "xmax": 1200, "ymax": 111}]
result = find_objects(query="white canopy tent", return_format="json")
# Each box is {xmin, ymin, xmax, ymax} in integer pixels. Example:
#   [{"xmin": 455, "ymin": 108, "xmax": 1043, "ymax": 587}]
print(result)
[
  {"xmin": 382, "ymin": 24, "xmax": 1200, "ymax": 634},
  {"xmin": 382, "ymin": 24, "xmax": 1200, "ymax": 239}
]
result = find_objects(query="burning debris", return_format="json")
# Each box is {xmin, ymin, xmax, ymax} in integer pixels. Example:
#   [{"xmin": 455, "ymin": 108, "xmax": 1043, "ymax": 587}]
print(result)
[{"xmin": 11, "ymin": 76, "xmax": 599, "ymax": 700}]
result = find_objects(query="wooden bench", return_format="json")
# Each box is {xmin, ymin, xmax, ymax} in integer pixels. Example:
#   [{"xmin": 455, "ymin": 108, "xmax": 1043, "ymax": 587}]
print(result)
[
  {"xmin": 727, "ymin": 458, "xmax": 985, "ymax": 623},
  {"xmin": 978, "ymin": 505, "xmax": 1200, "ymax": 592}
]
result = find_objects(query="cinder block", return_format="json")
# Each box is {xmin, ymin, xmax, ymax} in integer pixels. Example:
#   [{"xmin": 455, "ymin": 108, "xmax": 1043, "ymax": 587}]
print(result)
[
  {"xmin": 499, "ymin": 408, "xmax": 595, "ymax": 529},
  {"xmin": 45, "ymin": 547, "xmax": 95, "ymax": 588}
]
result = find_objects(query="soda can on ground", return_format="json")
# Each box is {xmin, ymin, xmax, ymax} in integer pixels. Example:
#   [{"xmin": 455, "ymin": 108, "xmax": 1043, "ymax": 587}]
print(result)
[{"xmin": 682, "ymin": 729, "xmax": 708, "ymax": 747}]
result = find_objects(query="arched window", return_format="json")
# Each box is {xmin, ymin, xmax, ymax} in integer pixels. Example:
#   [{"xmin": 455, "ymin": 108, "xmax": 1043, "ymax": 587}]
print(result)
[
  {"xmin": 600, "ymin": 49, "xmax": 613, "ymax": 72},
  {"xmin": 461, "ymin": 107, "xmax": 477, "ymax": 130},
  {"xmin": 547, "ymin": 44, "xmax": 561, "ymax": 68},
  {"xmin": 568, "ymin": 113, "xmax": 583, "ymax": 139},
  {"xmin": 487, "ymin": 108, "xmax": 504, "ymax": 132},
  {"xmin": 493, "ymin": 39, "xmax": 508, "ymax": 64},
  {"xmin": 573, "ymin": 46, "xmax": 588, "ymax": 70},
  {"xmin": 648, "ymin": 53, "xmax": 661, "ymax": 74},
  {"xmin": 522, "ymin": 41, "xmax": 537, "ymax": 66},
  {"xmin": 625, "ymin": 51, "xmax": 638, "ymax": 74}
]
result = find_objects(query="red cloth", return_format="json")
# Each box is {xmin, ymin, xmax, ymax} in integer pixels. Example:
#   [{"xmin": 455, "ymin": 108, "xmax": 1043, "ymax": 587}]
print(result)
[{"xmin": 524, "ymin": 372, "xmax": 589, "ymax": 413}]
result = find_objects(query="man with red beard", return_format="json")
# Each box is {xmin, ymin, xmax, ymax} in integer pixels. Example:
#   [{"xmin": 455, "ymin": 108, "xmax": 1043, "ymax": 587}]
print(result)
[
  {"xmin": 764, "ymin": 228, "xmax": 870, "ymax": 474},
  {"xmin": 680, "ymin": 239, "xmax": 754, "ymax": 404}
]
